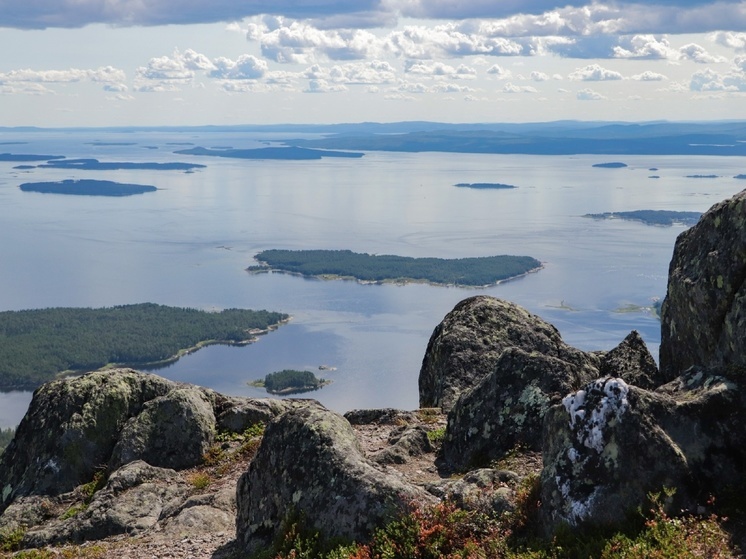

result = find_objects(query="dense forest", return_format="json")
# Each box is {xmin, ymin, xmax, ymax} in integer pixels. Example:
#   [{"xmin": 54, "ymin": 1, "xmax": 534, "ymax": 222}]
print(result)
[
  {"xmin": 0, "ymin": 303, "xmax": 288, "ymax": 390},
  {"xmin": 249, "ymin": 249, "xmax": 541, "ymax": 287},
  {"xmin": 261, "ymin": 369, "xmax": 329, "ymax": 394}
]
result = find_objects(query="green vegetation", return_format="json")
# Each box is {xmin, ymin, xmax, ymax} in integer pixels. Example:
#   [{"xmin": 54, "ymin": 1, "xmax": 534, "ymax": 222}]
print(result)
[
  {"xmin": 592, "ymin": 162, "xmax": 628, "ymax": 168},
  {"xmin": 19, "ymin": 179, "xmax": 157, "ymax": 196},
  {"xmin": 249, "ymin": 249, "xmax": 542, "ymax": 287},
  {"xmin": 0, "ymin": 303, "xmax": 288, "ymax": 390},
  {"xmin": 252, "ymin": 369, "xmax": 330, "ymax": 395},
  {"xmin": 583, "ymin": 210, "xmax": 701, "ymax": 227},
  {"xmin": 0, "ymin": 427, "xmax": 15, "ymax": 455},
  {"xmin": 252, "ymin": 489, "xmax": 733, "ymax": 559}
]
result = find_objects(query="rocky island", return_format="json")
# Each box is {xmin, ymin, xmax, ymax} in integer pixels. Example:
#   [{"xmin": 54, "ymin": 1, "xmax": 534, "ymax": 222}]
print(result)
[
  {"xmin": 247, "ymin": 249, "xmax": 542, "ymax": 287},
  {"xmin": 250, "ymin": 369, "xmax": 331, "ymax": 395},
  {"xmin": 454, "ymin": 182, "xmax": 517, "ymax": 189},
  {"xmin": 592, "ymin": 161, "xmax": 628, "ymax": 168},
  {"xmin": 1, "ymin": 189, "xmax": 746, "ymax": 557}
]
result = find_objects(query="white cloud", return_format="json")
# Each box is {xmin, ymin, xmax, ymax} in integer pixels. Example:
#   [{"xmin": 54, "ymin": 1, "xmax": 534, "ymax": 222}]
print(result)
[
  {"xmin": 404, "ymin": 61, "xmax": 476, "ymax": 79},
  {"xmin": 503, "ymin": 82, "xmax": 538, "ymax": 93},
  {"xmin": 530, "ymin": 71, "xmax": 550, "ymax": 81},
  {"xmin": 712, "ymin": 31, "xmax": 746, "ymax": 51},
  {"xmin": 612, "ymin": 35, "xmax": 678, "ymax": 59},
  {"xmin": 486, "ymin": 64, "xmax": 511, "ymax": 79},
  {"xmin": 576, "ymin": 87, "xmax": 606, "ymax": 100},
  {"xmin": 679, "ymin": 43, "xmax": 727, "ymax": 63},
  {"xmin": 569, "ymin": 64, "xmax": 623, "ymax": 81},
  {"xmin": 690, "ymin": 67, "xmax": 746, "ymax": 91},
  {"xmin": 305, "ymin": 78, "xmax": 348, "ymax": 93},
  {"xmin": 211, "ymin": 55, "xmax": 268, "ymax": 79},
  {"xmin": 0, "ymin": 66, "xmax": 125, "ymax": 84},
  {"xmin": 631, "ymin": 71, "xmax": 667, "ymax": 81}
]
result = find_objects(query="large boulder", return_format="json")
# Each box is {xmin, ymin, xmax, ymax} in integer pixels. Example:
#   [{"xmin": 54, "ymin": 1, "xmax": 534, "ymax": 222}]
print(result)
[
  {"xmin": 442, "ymin": 347, "xmax": 597, "ymax": 470},
  {"xmin": 0, "ymin": 369, "xmax": 176, "ymax": 510},
  {"xmin": 540, "ymin": 371, "xmax": 746, "ymax": 534},
  {"xmin": 660, "ymin": 188, "xmax": 746, "ymax": 378},
  {"xmin": 236, "ymin": 402, "xmax": 435, "ymax": 553},
  {"xmin": 419, "ymin": 296, "xmax": 599, "ymax": 411},
  {"xmin": 109, "ymin": 388, "xmax": 216, "ymax": 471}
]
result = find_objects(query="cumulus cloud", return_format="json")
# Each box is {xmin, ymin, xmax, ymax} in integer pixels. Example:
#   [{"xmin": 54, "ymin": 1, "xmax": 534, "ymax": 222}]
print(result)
[
  {"xmin": 712, "ymin": 31, "xmax": 746, "ymax": 51},
  {"xmin": 612, "ymin": 35, "xmax": 678, "ymax": 59},
  {"xmin": 0, "ymin": 66, "xmax": 125, "ymax": 84},
  {"xmin": 502, "ymin": 82, "xmax": 538, "ymax": 93},
  {"xmin": 679, "ymin": 43, "xmax": 727, "ymax": 63},
  {"xmin": 303, "ymin": 60, "xmax": 397, "ymax": 83},
  {"xmin": 486, "ymin": 64, "xmax": 512, "ymax": 79},
  {"xmin": 530, "ymin": 71, "xmax": 550, "ymax": 81},
  {"xmin": 404, "ymin": 60, "xmax": 476, "ymax": 78},
  {"xmin": 211, "ymin": 55, "xmax": 268, "ymax": 79},
  {"xmin": 690, "ymin": 67, "xmax": 746, "ymax": 91},
  {"xmin": 305, "ymin": 78, "xmax": 348, "ymax": 92},
  {"xmin": 576, "ymin": 87, "xmax": 606, "ymax": 100},
  {"xmin": 631, "ymin": 70, "xmax": 667, "ymax": 81},
  {"xmin": 569, "ymin": 64, "xmax": 623, "ymax": 81}
]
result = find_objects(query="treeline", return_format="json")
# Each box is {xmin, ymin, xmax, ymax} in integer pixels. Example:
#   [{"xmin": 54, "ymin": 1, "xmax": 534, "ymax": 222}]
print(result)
[
  {"xmin": 249, "ymin": 249, "xmax": 541, "ymax": 287},
  {"xmin": 0, "ymin": 303, "xmax": 288, "ymax": 390}
]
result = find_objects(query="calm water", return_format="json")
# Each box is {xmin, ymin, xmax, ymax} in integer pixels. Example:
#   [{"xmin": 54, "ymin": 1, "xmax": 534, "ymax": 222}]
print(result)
[{"xmin": 1, "ymin": 130, "xmax": 744, "ymax": 427}]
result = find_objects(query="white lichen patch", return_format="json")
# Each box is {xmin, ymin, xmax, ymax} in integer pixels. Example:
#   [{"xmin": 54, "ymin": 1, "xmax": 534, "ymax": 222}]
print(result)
[{"xmin": 563, "ymin": 378, "xmax": 629, "ymax": 453}]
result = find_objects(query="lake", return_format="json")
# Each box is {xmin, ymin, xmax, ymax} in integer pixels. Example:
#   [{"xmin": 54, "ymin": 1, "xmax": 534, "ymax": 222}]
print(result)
[{"xmin": 1, "ymin": 129, "xmax": 744, "ymax": 427}]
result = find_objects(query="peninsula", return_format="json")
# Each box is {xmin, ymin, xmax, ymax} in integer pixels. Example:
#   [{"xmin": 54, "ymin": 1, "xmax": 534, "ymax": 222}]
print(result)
[
  {"xmin": 19, "ymin": 179, "xmax": 157, "ymax": 196},
  {"xmin": 247, "ymin": 249, "xmax": 542, "ymax": 287},
  {"xmin": 0, "ymin": 303, "xmax": 288, "ymax": 390},
  {"xmin": 583, "ymin": 210, "xmax": 702, "ymax": 226}
]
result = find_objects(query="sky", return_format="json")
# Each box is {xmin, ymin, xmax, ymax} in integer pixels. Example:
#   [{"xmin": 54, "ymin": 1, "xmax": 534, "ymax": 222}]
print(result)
[{"xmin": 2, "ymin": 0, "xmax": 746, "ymax": 126}]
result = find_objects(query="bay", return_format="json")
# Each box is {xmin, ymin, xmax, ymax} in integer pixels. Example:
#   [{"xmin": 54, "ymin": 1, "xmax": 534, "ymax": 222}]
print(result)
[{"xmin": 1, "ymin": 129, "xmax": 744, "ymax": 427}]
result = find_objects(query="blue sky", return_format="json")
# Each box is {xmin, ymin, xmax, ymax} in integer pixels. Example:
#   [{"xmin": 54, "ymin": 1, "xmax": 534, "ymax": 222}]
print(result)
[{"xmin": 2, "ymin": 0, "xmax": 746, "ymax": 126}]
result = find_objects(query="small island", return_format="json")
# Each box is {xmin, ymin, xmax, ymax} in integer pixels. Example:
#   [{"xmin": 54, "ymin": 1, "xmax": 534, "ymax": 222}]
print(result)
[
  {"xmin": 0, "ymin": 153, "xmax": 65, "ymax": 162},
  {"xmin": 592, "ymin": 162, "xmax": 628, "ymax": 168},
  {"xmin": 454, "ymin": 182, "xmax": 516, "ymax": 190},
  {"xmin": 19, "ymin": 179, "xmax": 157, "ymax": 196},
  {"xmin": 250, "ymin": 369, "xmax": 331, "ymax": 395},
  {"xmin": 686, "ymin": 174, "xmax": 719, "ymax": 179},
  {"xmin": 38, "ymin": 158, "xmax": 205, "ymax": 171},
  {"xmin": 0, "ymin": 303, "xmax": 289, "ymax": 390},
  {"xmin": 174, "ymin": 146, "xmax": 364, "ymax": 160},
  {"xmin": 735, "ymin": 174, "xmax": 746, "ymax": 179},
  {"xmin": 583, "ymin": 210, "xmax": 702, "ymax": 226},
  {"xmin": 247, "ymin": 249, "xmax": 542, "ymax": 287}
]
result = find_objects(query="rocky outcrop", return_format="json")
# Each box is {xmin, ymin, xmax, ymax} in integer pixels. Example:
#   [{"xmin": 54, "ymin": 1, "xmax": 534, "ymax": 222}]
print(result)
[
  {"xmin": 110, "ymin": 388, "xmax": 216, "ymax": 471},
  {"xmin": 0, "ymin": 370, "xmax": 176, "ymax": 509},
  {"xmin": 426, "ymin": 469, "xmax": 517, "ymax": 515},
  {"xmin": 540, "ymin": 371, "xmax": 746, "ymax": 533},
  {"xmin": 660, "ymin": 188, "xmax": 746, "ymax": 377},
  {"xmin": 419, "ymin": 296, "xmax": 600, "ymax": 411},
  {"xmin": 236, "ymin": 402, "xmax": 435, "ymax": 554},
  {"xmin": 370, "ymin": 425, "xmax": 433, "ymax": 465},
  {"xmin": 598, "ymin": 330, "xmax": 662, "ymax": 390},
  {"xmin": 442, "ymin": 345, "xmax": 598, "ymax": 471}
]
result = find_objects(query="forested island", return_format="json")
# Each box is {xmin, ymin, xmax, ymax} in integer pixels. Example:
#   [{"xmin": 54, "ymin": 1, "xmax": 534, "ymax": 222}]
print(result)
[
  {"xmin": 250, "ymin": 369, "xmax": 331, "ymax": 395},
  {"xmin": 174, "ymin": 146, "xmax": 364, "ymax": 160},
  {"xmin": 583, "ymin": 210, "xmax": 702, "ymax": 226},
  {"xmin": 19, "ymin": 179, "xmax": 157, "ymax": 196},
  {"xmin": 248, "ymin": 249, "xmax": 541, "ymax": 287},
  {"xmin": 0, "ymin": 303, "xmax": 288, "ymax": 390},
  {"xmin": 38, "ymin": 158, "xmax": 205, "ymax": 171},
  {"xmin": 454, "ymin": 182, "xmax": 516, "ymax": 189},
  {"xmin": 0, "ymin": 153, "xmax": 65, "ymax": 162},
  {"xmin": 592, "ymin": 162, "xmax": 628, "ymax": 168}
]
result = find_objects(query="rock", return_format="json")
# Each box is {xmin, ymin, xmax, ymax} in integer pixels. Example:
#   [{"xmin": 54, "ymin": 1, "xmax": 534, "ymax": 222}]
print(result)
[
  {"xmin": 109, "ymin": 387, "xmax": 216, "ymax": 471},
  {"xmin": 426, "ymin": 469, "xmax": 518, "ymax": 514},
  {"xmin": 419, "ymin": 296, "xmax": 599, "ymax": 411},
  {"xmin": 0, "ymin": 369, "xmax": 176, "ymax": 510},
  {"xmin": 598, "ymin": 330, "xmax": 663, "ymax": 389},
  {"xmin": 344, "ymin": 408, "xmax": 417, "ymax": 425},
  {"xmin": 216, "ymin": 398, "xmax": 298, "ymax": 433},
  {"xmin": 158, "ymin": 486, "xmax": 236, "ymax": 538},
  {"xmin": 540, "ymin": 372, "xmax": 746, "ymax": 534},
  {"xmin": 22, "ymin": 461, "xmax": 190, "ymax": 547},
  {"xmin": 371, "ymin": 425, "xmax": 433, "ymax": 465},
  {"xmin": 442, "ymin": 347, "xmax": 597, "ymax": 471},
  {"xmin": 235, "ymin": 402, "xmax": 435, "ymax": 554},
  {"xmin": 660, "ymin": 188, "xmax": 746, "ymax": 377}
]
